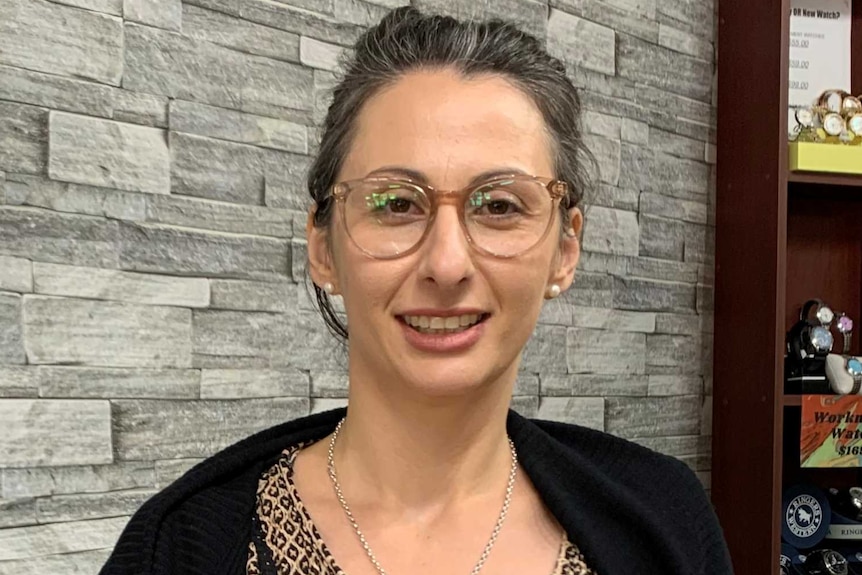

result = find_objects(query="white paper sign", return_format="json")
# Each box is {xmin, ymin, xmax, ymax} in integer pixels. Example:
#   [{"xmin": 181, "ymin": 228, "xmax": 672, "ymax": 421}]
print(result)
[{"xmin": 788, "ymin": 0, "xmax": 852, "ymax": 134}]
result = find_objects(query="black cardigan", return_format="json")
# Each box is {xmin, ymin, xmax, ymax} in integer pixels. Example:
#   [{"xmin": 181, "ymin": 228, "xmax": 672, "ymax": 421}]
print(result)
[{"xmin": 99, "ymin": 408, "xmax": 733, "ymax": 575}]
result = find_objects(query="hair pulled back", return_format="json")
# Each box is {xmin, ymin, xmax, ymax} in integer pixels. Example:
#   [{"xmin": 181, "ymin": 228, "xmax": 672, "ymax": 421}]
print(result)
[{"xmin": 308, "ymin": 6, "xmax": 592, "ymax": 340}]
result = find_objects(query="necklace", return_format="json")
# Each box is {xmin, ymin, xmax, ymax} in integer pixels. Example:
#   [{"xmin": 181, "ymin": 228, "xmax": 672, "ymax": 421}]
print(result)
[{"xmin": 326, "ymin": 418, "xmax": 518, "ymax": 575}]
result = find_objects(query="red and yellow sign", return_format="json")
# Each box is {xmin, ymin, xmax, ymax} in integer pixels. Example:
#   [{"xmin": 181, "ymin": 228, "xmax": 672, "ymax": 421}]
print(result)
[{"xmin": 802, "ymin": 394, "xmax": 862, "ymax": 467}]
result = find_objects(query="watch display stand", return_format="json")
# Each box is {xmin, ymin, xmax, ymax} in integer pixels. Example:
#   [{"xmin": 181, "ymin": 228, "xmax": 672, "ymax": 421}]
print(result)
[
  {"xmin": 785, "ymin": 355, "xmax": 831, "ymax": 394},
  {"xmin": 825, "ymin": 355, "xmax": 862, "ymax": 395},
  {"xmin": 790, "ymin": 142, "xmax": 862, "ymax": 176}
]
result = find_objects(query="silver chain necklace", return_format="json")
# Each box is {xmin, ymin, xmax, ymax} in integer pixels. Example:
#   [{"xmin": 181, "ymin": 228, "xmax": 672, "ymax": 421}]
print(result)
[{"xmin": 326, "ymin": 418, "xmax": 518, "ymax": 575}]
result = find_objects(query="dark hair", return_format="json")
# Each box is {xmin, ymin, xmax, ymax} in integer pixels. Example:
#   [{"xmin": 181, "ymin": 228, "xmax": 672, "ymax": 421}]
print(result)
[{"xmin": 308, "ymin": 6, "xmax": 592, "ymax": 340}]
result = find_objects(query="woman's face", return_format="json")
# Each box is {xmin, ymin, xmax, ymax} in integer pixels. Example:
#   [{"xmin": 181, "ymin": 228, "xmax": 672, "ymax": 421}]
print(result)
[{"xmin": 309, "ymin": 68, "xmax": 582, "ymax": 399}]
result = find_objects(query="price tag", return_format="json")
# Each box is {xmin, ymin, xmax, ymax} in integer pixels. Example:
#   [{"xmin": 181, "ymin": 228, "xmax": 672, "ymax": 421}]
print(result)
[{"xmin": 788, "ymin": 0, "xmax": 852, "ymax": 135}]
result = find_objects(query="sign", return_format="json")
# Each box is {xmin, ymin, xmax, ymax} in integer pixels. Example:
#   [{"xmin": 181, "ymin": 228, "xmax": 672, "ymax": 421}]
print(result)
[
  {"xmin": 801, "ymin": 394, "xmax": 862, "ymax": 467},
  {"xmin": 787, "ymin": 0, "xmax": 852, "ymax": 134},
  {"xmin": 827, "ymin": 522, "xmax": 862, "ymax": 540}
]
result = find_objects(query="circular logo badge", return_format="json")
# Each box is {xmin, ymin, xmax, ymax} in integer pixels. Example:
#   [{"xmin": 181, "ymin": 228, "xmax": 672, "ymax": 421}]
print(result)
[
  {"xmin": 782, "ymin": 484, "xmax": 831, "ymax": 548},
  {"xmin": 786, "ymin": 494, "xmax": 823, "ymax": 538}
]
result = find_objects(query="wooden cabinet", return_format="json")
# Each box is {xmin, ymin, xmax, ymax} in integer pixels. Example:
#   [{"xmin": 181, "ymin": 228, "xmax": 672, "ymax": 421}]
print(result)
[{"xmin": 712, "ymin": 1, "xmax": 862, "ymax": 573}]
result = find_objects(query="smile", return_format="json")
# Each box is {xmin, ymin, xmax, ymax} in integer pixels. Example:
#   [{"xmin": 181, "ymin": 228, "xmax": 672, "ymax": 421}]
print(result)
[{"xmin": 401, "ymin": 314, "xmax": 487, "ymax": 334}]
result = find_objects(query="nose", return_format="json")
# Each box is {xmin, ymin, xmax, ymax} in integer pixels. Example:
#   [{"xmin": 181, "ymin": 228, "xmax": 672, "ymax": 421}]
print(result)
[{"xmin": 415, "ymin": 204, "xmax": 475, "ymax": 289}]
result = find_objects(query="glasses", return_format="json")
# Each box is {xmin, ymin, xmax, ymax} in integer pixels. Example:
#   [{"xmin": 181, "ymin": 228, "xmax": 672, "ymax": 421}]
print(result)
[{"xmin": 328, "ymin": 174, "xmax": 568, "ymax": 259}]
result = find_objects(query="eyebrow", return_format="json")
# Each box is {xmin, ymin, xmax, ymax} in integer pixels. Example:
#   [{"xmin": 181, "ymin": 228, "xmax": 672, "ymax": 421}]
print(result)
[{"xmin": 365, "ymin": 166, "xmax": 530, "ymax": 188}]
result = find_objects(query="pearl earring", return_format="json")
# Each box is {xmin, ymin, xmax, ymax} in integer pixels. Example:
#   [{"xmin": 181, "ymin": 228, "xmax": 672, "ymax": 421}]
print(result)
[
  {"xmin": 547, "ymin": 284, "xmax": 561, "ymax": 299},
  {"xmin": 323, "ymin": 282, "xmax": 335, "ymax": 295}
]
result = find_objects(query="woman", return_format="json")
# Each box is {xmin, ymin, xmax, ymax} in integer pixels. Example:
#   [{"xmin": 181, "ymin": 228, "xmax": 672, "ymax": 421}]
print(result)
[{"xmin": 101, "ymin": 7, "xmax": 731, "ymax": 575}]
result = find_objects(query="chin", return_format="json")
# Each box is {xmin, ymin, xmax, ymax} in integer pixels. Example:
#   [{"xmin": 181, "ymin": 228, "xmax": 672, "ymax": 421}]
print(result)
[{"xmin": 394, "ymin": 361, "xmax": 512, "ymax": 401}]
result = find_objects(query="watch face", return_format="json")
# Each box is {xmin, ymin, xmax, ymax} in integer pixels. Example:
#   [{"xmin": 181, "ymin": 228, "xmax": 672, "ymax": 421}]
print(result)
[
  {"xmin": 796, "ymin": 107, "xmax": 814, "ymax": 127},
  {"xmin": 805, "ymin": 549, "xmax": 849, "ymax": 575},
  {"xmin": 823, "ymin": 113, "xmax": 846, "ymax": 136},
  {"xmin": 811, "ymin": 326, "xmax": 834, "ymax": 352},
  {"xmin": 843, "ymin": 96, "xmax": 862, "ymax": 112},
  {"xmin": 817, "ymin": 305, "xmax": 835, "ymax": 325},
  {"xmin": 847, "ymin": 358, "xmax": 862, "ymax": 377},
  {"xmin": 824, "ymin": 551, "xmax": 848, "ymax": 575},
  {"xmin": 849, "ymin": 114, "xmax": 862, "ymax": 136},
  {"xmin": 826, "ymin": 91, "xmax": 845, "ymax": 113}
]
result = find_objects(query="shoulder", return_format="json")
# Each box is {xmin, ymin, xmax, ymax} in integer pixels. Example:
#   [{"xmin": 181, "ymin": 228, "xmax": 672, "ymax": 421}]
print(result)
[
  {"xmin": 100, "ymin": 409, "xmax": 346, "ymax": 575},
  {"xmin": 509, "ymin": 412, "xmax": 731, "ymax": 575},
  {"xmin": 510, "ymin": 412, "xmax": 697, "ymax": 493}
]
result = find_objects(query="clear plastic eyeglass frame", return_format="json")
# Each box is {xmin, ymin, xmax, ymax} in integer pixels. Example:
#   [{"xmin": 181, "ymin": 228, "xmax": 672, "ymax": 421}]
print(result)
[{"xmin": 328, "ymin": 174, "xmax": 568, "ymax": 260}]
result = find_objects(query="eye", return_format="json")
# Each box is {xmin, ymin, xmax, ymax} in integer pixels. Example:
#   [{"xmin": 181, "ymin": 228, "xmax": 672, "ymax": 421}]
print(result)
[
  {"xmin": 484, "ymin": 198, "xmax": 518, "ymax": 215},
  {"xmin": 366, "ymin": 192, "xmax": 414, "ymax": 212},
  {"xmin": 361, "ymin": 187, "xmax": 428, "ymax": 221},
  {"xmin": 468, "ymin": 189, "xmax": 524, "ymax": 217}
]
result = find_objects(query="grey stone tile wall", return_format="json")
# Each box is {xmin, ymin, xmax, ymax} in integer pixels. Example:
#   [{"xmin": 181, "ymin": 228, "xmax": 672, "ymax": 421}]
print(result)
[{"xmin": 0, "ymin": 0, "xmax": 716, "ymax": 570}]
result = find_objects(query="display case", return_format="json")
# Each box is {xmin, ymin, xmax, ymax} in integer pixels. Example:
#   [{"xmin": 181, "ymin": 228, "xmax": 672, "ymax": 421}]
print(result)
[{"xmin": 713, "ymin": 0, "xmax": 862, "ymax": 573}]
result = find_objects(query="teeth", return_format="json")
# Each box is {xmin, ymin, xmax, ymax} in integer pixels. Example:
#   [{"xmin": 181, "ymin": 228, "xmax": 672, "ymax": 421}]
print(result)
[{"xmin": 404, "ymin": 314, "xmax": 482, "ymax": 333}]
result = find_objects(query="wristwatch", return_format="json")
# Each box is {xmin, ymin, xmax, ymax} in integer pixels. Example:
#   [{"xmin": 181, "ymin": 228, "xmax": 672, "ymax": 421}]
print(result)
[
  {"xmin": 809, "ymin": 326, "xmax": 834, "ymax": 355},
  {"xmin": 823, "ymin": 113, "xmax": 846, "ymax": 137},
  {"xmin": 802, "ymin": 300, "xmax": 834, "ymax": 325},
  {"xmin": 842, "ymin": 95, "xmax": 862, "ymax": 113},
  {"xmin": 846, "ymin": 357, "xmax": 862, "ymax": 394},
  {"xmin": 803, "ymin": 549, "xmax": 848, "ymax": 575},
  {"xmin": 819, "ymin": 89, "xmax": 848, "ymax": 113},
  {"xmin": 837, "ymin": 313, "xmax": 853, "ymax": 355},
  {"xmin": 829, "ymin": 486, "xmax": 862, "ymax": 521},
  {"xmin": 849, "ymin": 487, "xmax": 862, "ymax": 518},
  {"xmin": 797, "ymin": 300, "xmax": 835, "ymax": 359},
  {"xmin": 796, "ymin": 107, "xmax": 816, "ymax": 128}
]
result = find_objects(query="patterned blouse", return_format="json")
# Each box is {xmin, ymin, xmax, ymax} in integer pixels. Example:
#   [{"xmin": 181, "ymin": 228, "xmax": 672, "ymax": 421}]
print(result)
[{"xmin": 246, "ymin": 444, "xmax": 595, "ymax": 575}]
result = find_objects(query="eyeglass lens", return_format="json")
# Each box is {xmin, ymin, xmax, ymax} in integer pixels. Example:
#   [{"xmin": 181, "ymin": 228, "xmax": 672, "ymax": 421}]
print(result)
[{"xmin": 342, "ymin": 179, "xmax": 555, "ymax": 258}]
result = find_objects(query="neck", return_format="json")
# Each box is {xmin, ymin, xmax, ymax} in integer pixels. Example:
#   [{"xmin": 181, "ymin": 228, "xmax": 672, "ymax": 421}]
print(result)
[{"xmin": 334, "ymin": 366, "xmax": 517, "ymax": 510}]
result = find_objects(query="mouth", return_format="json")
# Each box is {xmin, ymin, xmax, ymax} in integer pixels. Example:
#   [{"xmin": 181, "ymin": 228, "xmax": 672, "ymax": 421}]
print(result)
[{"xmin": 399, "ymin": 313, "xmax": 489, "ymax": 334}]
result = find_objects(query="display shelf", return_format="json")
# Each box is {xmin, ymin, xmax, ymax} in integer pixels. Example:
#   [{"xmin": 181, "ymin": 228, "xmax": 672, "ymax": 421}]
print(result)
[
  {"xmin": 789, "ymin": 142, "xmax": 862, "ymax": 177},
  {"xmin": 788, "ymin": 171, "xmax": 862, "ymax": 188},
  {"xmin": 784, "ymin": 395, "xmax": 804, "ymax": 407},
  {"xmin": 714, "ymin": 0, "xmax": 862, "ymax": 572}
]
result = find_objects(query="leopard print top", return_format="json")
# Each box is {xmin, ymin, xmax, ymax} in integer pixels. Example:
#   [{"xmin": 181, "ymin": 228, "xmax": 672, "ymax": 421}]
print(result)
[{"xmin": 247, "ymin": 444, "xmax": 595, "ymax": 575}]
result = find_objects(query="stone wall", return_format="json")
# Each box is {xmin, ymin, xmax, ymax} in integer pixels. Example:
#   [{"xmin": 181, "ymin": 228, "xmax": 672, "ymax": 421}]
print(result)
[{"xmin": 0, "ymin": 0, "xmax": 716, "ymax": 571}]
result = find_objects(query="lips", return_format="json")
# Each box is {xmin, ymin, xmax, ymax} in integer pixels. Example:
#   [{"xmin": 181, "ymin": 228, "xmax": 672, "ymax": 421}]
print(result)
[
  {"xmin": 398, "ymin": 311, "xmax": 488, "ymax": 353},
  {"xmin": 402, "ymin": 313, "xmax": 484, "ymax": 333}
]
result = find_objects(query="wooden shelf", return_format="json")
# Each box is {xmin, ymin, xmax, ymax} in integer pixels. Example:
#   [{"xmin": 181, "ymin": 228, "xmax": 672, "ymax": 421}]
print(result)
[
  {"xmin": 713, "ymin": 1, "xmax": 862, "ymax": 572},
  {"xmin": 782, "ymin": 394, "xmax": 803, "ymax": 407},
  {"xmin": 788, "ymin": 171, "xmax": 862, "ymax": 188}
]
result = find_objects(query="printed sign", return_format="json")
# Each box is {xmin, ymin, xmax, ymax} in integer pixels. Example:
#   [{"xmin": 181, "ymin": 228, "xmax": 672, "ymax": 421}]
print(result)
[
  {"xmin": 801, "ymin": 394, "xmax": 862, "ymax": 467},
  {"xmin": 788, "ymin": 0, "xmax": 852, "ymax": 134}
]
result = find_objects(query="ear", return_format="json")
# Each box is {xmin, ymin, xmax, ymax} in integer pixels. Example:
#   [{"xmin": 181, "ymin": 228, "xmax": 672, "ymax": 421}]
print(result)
[
  {"xmin": 548, "ymin": 207, "xmax": 583, "ymax": 293},
  {"xmin": 306, "ymin": 207, "xmax": 338, "ymax": 292}
]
